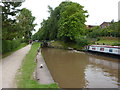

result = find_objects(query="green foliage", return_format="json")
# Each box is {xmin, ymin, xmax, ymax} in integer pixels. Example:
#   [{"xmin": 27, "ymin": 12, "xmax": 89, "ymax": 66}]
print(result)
[
  {"xmin": 87, "ymin": 21, "xmax": 120, "ymax": 38},
  {"xmin": 0, "ymin": 39, "xmax": 2, "ymax": 54},
  {"xmin": 2, "ymin": 39, "xmax": 21, "ymax": 54},
  {"xmin": 75, "ymin": 36, "xmax": 90, "ymax": 47},
  {"xmin": 2, "ymin": 2, "xmax": 36, "ymax": 41},
  {"xmin": 49, "ymin": 40, "xmax": 89, "ymax": 50},
  {"xmin": 32, "ymin": 29, "xmax": 44, "ymax": 41},
  {"xmin": 17, "ymin": 8, "xmax": 37, "ymax": 40},
  {"xmin": 57, "ymin": 1, "xmax": 88, "ymax": 41},
  {"xmin": 33, "ymin": 1, "xmax": 88, "ymax": 43},
  {"xmin": 86, "ymin": 26, "xmax": 100, "ymax": 38},
  {"xmin": 2, "ymin": 2, "xmax": 23, "ymax": 40},
  {"xmin": 2, "ymin": 2, "xmax": 36, "ymax": 54},
  {"xmin": 2, "ymin": 43, "xmax": 27, "ymax": 58}
]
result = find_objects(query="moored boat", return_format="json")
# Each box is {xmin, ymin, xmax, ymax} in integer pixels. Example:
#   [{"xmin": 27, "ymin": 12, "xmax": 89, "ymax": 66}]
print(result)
[{"xmin": 85, "ymin": 45, "xmax": 120, "ymax": 55}]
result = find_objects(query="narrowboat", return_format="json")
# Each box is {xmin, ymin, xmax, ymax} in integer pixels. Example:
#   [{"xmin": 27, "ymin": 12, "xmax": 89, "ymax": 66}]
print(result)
[{"xmin": 85, "ymin": 45, "xmax": 120, "ymax": 55}]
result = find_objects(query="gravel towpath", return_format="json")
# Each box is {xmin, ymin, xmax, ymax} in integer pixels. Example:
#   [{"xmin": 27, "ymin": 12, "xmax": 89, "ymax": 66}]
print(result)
[{"xmin": 0, "ymin": 45, "xmax": 31, "ymax": 89}]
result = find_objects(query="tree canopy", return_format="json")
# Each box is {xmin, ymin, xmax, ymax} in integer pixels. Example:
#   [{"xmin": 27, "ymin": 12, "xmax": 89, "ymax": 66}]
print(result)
[
  {"xmin": 57, "ymin": 1, "xmax": 88, "ymax": 41},
  {"xmin": 17, "ymin": 8, "xmax": 37, "ymax": 40},
  {"xmin": 2, "ymin": 2, "xmax": 36, "ymax": 41},
  {"xmin": 2, "ymin": 2, "xmax": 23, "ymax": 40},
  {"xmin": 32, "ymin": 1, "xmax": 119, "ymax": 46},
  {"xmin": 33, "ymin": 1, "xmax": 88, "ymax": 42}
]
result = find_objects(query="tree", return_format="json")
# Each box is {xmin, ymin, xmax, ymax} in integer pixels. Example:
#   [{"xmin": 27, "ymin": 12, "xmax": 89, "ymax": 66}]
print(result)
[
  {"xmin": 35, "ymin": 1, "xmax": 88, "ymax": 42},
  {"xmin": 17, "ymin": 8, "xmax": 37, "ymax": 41},
  {"xmin": 35, "ymin": 5, "xmax": 61, "ymax": 41},
  {"xmin": 2, "ymin": 2, "xmax": 23, "ymax": 40},
  {"xmin": 57, "ymin": 1, "xmax": 88, "ymax": 42},
  {"xmin": 47, "ymin": 5, "xmax": 61, "ymax": 40}
]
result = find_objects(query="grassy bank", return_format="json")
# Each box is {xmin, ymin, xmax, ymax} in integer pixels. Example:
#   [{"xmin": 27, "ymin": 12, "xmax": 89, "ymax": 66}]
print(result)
[
  {"xmin": 96, "ymin": 37, "xmax": 120, "ymax": 45},
  {"xmin": 49, "ymin": 41, "xmax": 85, "ymax": 51},
  {"xmin": 16, "ymin": 42, "xmax": 59, "ymax": 88},
  {"xmin": 2, "ymin": 43, "xmax": 27, "ymax": 58}
]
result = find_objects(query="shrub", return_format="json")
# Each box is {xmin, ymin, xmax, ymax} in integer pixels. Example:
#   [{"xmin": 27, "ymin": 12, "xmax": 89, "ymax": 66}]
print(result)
[
  {"xmin": 75, "ymin": 36, "xmax": 90, "ymax": 47},
  {"xmin": 0, "ymin": 40, "xmax": 2, "ymax": 54},
  {"xmin": 2, "ymin": 39, "xmax": 21, "ymax": 54},
  {"xmin": 21, "ymin": 38, "xmax": 29, "ymax": 43}
]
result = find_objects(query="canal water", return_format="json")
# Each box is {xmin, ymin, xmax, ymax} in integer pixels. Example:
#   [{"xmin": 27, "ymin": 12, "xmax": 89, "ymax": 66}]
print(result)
[{"xmin": 42, "ymin": 48, "xmax": 120, "ymax": 88}]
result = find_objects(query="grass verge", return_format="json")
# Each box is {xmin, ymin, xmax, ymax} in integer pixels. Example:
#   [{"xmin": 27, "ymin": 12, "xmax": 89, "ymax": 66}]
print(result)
[
  {"xmin": 96, "ymin": 37, "xmax": 120, "ymax": 45},
  {"xmin": 16, "ymin": 42, "xmax": 59, "ymax": 88},
  {"xmin": 2, "ymin": 43, "xmax": 27, "ymax": 58}
]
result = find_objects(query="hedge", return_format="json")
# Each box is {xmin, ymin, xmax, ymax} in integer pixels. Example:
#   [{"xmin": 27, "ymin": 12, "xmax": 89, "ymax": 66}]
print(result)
[{"xmin": 2, "ymin": 39, "xmax": 21, "ymax": 54}]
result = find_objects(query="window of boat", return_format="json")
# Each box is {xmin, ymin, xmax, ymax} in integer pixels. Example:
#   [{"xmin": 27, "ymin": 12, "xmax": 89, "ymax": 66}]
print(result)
[
  {"xmin": 109, "ymin": 49, "xmax": 113, "ymax": 52},
  {"xmin": 92, "ymin": 48, "xmax": 96, "ymax": 50},
  {"xmin": 100, "ymin": 48, "xmax": 104, "ymax": 51}
]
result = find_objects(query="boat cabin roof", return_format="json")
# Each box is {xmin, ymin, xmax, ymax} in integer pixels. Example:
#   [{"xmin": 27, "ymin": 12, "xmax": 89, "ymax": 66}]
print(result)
[{"xmin": 90, "ymin": 45, "xmax": 120, "ymax": 49}]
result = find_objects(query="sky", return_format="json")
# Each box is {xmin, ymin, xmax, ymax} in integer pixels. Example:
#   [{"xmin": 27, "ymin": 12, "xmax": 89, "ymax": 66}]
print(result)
[{"xmin": 21, "ymin": 0, "xmax": 119, "ymax": 34}]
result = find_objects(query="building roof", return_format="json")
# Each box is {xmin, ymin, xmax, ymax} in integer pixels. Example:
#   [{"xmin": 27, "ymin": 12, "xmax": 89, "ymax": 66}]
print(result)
[{"xmin": 100, "ymin": 22, "xmax": 110, "ymax": 26}]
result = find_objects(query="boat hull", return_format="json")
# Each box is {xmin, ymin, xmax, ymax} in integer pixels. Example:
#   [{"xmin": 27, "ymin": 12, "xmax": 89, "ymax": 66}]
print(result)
[{"xmin": 86, "ymin": 45, "xmax": 120, "ymax": 55}]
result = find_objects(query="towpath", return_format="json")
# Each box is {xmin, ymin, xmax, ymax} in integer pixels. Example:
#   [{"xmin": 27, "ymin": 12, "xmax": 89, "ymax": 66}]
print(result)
[{"xmin": 0, "ymin": 45, "xmax": 31, "ymax": 89}]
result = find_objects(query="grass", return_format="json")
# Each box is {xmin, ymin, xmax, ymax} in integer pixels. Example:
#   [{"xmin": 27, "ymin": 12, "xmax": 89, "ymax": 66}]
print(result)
[
  {"xmin": 16, "ymin": 42, "xmax": 59, "ymax": 88},
  {"xmin": 2, "ymin": 43, "xmax": 27, "ymax": 58},
  {"xmin": 96, "ymin": 37, "xmax": 120, "ymax": 45}
]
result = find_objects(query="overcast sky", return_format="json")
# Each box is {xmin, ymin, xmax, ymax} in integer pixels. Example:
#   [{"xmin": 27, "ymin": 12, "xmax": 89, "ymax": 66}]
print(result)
[{"xmin": 21, "ymin": 0, "xmax": 119, "ymax": 33}]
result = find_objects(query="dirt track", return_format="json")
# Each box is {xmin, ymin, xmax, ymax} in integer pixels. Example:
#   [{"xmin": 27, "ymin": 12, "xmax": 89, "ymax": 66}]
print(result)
[{"xmin": 0, "ymin": 45, "xmax": 31, "ymax": 89}]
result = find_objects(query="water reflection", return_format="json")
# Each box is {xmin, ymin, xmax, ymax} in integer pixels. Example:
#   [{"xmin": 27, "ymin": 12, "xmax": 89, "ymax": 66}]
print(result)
[{"xmin": 42, "ymin": 48, "xmax": 119, "ymax": 88}]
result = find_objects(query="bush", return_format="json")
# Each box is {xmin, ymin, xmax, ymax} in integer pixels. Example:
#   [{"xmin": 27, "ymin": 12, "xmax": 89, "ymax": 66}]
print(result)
[
  {"xmin": 75, "ymin": 36, "xmax": 90, "ymax": 47},
  {"xmin": 0, "ymin": 39, "xmax": 2, "ymax": 54},
  {"xmin": 2, "ymin": 39, "xmax": 21, "ymax": 54},
  {"xmin": 21, "ymin": 38, "xmax": 29, "ymax": 43}
]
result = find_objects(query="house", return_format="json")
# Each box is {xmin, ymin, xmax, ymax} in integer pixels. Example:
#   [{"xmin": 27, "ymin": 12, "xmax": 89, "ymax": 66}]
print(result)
[
  {"xmin": 100, "ymin": 22, "xmax": 110, "ymax": 28},
  {"xmin": 86, "ymin": 22, "xmax": 111, "ymax": 29}
]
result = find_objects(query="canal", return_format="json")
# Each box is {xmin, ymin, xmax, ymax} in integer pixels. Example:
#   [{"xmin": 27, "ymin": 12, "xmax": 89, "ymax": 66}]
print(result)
[{"xmin": 42, "ymin": 48, "xmax": 120, "ymax": 88}]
